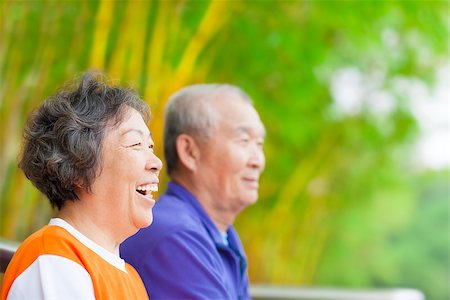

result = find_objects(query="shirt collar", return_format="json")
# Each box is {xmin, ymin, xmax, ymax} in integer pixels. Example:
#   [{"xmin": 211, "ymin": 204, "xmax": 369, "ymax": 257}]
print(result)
[
  {"xmin": 48, "ymin": 218, "xmax": 126, "ymax": 272},
  {"xmin": 166, "ymin": 181, "xmax": 231, "ymax": 247}
]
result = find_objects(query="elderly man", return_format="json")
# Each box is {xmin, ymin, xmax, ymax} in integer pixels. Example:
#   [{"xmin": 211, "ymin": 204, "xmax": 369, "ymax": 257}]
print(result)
[{"xmin": 121, "ymin": 84, "xmax": 265, "ymax": 300}]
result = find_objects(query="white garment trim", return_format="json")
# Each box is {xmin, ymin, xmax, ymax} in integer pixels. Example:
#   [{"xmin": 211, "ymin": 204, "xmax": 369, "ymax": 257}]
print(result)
[
  {"xmin": 220, "ymin": 231, "xmax": 229, "ymax": 246},
  {"xmin": 49, "ymin": 218, "xmax": 126, "ymax": 272}
]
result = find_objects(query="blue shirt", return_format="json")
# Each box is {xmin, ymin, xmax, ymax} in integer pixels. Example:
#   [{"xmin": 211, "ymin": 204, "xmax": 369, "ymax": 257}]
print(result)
[{"xmin": 120, "ymin": 181, "xmax": 250, "ymax": 300}]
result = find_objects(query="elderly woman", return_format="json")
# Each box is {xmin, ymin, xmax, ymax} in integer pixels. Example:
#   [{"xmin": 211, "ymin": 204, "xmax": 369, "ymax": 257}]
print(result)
[{"xmin": 0, "ymin": 72, "xmax": 162, "ymax": 299}]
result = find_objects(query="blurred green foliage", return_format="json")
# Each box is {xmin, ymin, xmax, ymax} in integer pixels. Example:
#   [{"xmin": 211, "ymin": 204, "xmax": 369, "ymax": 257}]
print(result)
[{"xmin": 0, "ymin": 1, "xmax": 448, "ymax": 299}]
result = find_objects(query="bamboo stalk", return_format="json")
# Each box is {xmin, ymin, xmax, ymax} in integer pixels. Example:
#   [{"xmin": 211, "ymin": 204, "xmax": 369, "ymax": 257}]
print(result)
[{"xmin": 89, "ymin": 0, "xmax": 114, "ymax": 70}]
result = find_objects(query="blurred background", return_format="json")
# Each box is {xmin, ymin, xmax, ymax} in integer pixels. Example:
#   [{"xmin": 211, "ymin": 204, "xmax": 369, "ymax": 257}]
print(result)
[{"xmin": 0, "ymin": 1, "xmax": 448, "ymax": 299}]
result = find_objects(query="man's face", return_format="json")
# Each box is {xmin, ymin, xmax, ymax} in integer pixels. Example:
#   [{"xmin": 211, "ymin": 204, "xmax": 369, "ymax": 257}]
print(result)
[{"xmin": 197, "ymin": 95, "xmax": 265, "ymax": 214}]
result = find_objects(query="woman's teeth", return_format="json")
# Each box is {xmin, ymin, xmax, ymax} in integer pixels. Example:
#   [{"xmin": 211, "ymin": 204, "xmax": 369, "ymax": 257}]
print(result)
[{"xmin": 136, "ymin": 184, "xmax": 158, "ymax": 196}]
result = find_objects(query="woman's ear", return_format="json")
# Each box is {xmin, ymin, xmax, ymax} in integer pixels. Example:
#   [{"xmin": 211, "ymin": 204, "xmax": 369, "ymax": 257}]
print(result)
[{"xmin": 175, "ymin": 134, "xmax": 200, "ymax": 172}]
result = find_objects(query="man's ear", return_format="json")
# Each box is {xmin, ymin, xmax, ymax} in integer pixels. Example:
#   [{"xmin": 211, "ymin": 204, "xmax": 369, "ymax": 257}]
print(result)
[{"xmin": 176, "ymin": 134, "xmax": 200, "ymax": 172}]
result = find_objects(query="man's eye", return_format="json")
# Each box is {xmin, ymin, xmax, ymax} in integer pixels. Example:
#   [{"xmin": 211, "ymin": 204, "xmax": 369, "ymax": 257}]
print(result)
[{"xmin": 130, "ymin": 142, "xmax": 141, "ymax": 147}]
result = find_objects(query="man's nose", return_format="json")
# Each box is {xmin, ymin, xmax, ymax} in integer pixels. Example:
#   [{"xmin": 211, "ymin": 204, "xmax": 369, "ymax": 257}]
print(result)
[{"xmin": 248, "ymin": 144, "xmax": 265, "ymax": 171}]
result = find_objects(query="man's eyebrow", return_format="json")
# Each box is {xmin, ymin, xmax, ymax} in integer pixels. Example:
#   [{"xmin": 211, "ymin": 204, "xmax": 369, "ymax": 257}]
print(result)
[{"xmin": 235, "ymin": 126, "xmax": 266, "ymax": 138}]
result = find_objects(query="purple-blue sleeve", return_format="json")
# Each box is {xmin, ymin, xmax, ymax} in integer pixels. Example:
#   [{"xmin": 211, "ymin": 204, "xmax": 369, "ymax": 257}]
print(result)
[{"xmin": 139, "ymin": 229, "xmax": 232, "ymax": 300}]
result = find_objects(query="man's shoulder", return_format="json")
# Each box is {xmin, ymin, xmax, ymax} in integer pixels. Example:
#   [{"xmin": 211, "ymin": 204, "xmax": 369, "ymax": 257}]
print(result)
[
  {"xmin": 121, "ymin": 192, "xmax": 207, "ymax": 251},
  {"xmin": 153, "ymin": 192, "xmax": 202, "ymax": 229}
]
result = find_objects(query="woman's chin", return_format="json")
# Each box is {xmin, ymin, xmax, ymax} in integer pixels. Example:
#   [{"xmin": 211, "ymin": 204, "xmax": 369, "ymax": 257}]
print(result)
[{"xmin": 140, "ymin": 214, "xmax": 154, "ymax": 229}]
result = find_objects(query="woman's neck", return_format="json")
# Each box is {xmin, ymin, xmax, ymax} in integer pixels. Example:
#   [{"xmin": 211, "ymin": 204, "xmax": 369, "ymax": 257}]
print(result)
[{"xmin": 58, "ymin": 202, "xmax": 121, "ymax": 255}]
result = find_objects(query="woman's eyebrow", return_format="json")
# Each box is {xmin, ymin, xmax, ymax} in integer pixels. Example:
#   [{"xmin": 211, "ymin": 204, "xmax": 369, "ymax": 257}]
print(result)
[
  {"xmin": 121, "ymin": 129, "xmax": 154, "ymax": 144},
  {"xmin": 121, "ymin": 128, "xmax": 143, "ymax": 136},
  {"xmin": 121, "ymin": 128, "xmax": 152, "ymax": 137}
]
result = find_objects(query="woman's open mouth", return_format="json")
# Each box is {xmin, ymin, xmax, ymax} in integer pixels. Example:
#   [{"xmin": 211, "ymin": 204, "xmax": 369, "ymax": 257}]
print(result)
[{"xmin": 136, "ymin": 184, "xmax": 158, "ymax": 198}]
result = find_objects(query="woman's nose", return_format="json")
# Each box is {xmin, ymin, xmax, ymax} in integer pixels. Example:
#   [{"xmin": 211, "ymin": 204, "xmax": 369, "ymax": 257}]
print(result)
[{"xmin": 146, "ymin": 151, "xmax": 163, "ymax": 172}]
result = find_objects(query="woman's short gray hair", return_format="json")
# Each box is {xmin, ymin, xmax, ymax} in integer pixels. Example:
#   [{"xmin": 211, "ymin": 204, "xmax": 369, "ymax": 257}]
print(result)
[
  {"xmin": 164, "ymin": 83, "xmax": 252, "ymax": 175},
  {"xmin": 19, "ymin": 72, "xmax": 150, "ymax": 210}
]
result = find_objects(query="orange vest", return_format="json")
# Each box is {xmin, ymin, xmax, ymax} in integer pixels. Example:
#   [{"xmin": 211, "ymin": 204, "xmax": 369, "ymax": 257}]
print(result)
[{"xmin": 1, "ymin": 219, "xmax": 148, "ymax": 299}]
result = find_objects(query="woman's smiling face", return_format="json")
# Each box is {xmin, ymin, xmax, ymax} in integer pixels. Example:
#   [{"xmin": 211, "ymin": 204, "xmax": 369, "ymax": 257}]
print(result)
[{"xmin": 90, "ymin": 107, "xmax": 163, "ymax": 237}]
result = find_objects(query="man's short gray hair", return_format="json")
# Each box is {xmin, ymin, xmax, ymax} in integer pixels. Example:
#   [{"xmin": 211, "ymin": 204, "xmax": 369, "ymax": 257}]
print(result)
[{"xmin": 164, "ymin": 84, "xmax": 252, "ymax": 175}]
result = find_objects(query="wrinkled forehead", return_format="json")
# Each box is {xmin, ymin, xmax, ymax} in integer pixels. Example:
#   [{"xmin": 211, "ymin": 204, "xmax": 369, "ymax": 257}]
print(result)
[
  {"xmin": 103, "ymin": 107, "xmax": 148, "ymax": 139},
  {"xmin": 211, "ymin": 93, "xmax": 265, "ymax": 135},
  {"xmin": 104, "ymin": 105, "xmax": 142, "ymax": 129}
]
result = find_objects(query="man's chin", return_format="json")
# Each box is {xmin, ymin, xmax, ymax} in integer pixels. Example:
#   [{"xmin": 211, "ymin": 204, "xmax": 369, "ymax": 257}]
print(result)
[{"xmin": 242, "ymin": 193, "xmax": 259, "ymax": 206}]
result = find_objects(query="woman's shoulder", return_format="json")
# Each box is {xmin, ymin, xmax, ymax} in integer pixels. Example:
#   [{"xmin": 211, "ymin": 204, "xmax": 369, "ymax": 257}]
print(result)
[
  {"xmin": 10, "ymin": 224, "xmax": 80, "ymax": 267},
  {"xmin": 3, "ymin": 225, "xmax": 83, "ymax": 284},
  {"xmin": 15, "ymin": 225, "xmax": 69, "ymax": 252}
]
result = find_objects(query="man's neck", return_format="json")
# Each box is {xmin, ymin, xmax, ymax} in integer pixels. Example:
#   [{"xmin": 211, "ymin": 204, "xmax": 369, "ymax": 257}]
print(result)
[{"xmin": 171, "ymin": 176, "xmax": 235, "ymax": 232}]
